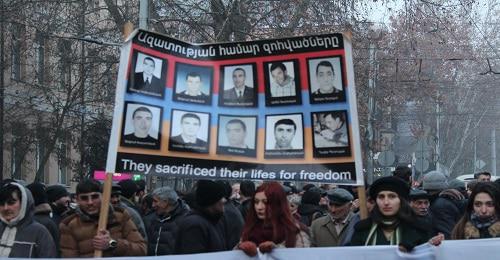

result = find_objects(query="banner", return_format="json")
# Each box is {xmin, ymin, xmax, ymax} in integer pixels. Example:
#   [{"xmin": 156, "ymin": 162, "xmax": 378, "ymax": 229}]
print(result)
[
  {"xmin": 106, "ymin": 30, "xmax": 364, "ymax": 184},
  {"xmin": 31, "ymin": 238, "xmax": 498, "ymax": 260}
]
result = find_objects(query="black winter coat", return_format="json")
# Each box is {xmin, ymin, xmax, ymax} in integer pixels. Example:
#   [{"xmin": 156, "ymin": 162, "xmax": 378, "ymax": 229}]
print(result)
[
  {"xmin": 218, "ymin": 201, "xmax": 244, "ymax": 250},
  {"xmin": 175, "ymin": 210, "xmax": 226, "ymax": 254},
  {"xmin": 145, "ymin": 200, "xmax": 189, "ymax": 256},
  {"xmin": 350, "ymin": 218, "xmax": 430, "ymax": 248},
  {"xmin": 429, "ymin": 193, "xmax": 466, "ymax": 239}
]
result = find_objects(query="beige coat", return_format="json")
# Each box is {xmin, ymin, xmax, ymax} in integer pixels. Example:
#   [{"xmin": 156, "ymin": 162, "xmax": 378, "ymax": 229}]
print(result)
[{"xmin": 310, "ymin": 212, "xmax": 358, "ymax": 247}]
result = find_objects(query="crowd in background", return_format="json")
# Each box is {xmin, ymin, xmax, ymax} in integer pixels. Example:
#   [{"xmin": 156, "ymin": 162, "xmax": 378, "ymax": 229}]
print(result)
[{"xmin": 1, "ymin": 168, "xmax": 499, "ymax": 258}]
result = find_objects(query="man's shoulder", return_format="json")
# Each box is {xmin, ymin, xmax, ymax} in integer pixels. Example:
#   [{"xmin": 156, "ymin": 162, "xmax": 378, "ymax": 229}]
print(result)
[
  {"xmin": 60, "ymin": 212, "xmax": 80, "ymax": 227},
  {"xmin": 311, "ymin": 215, "xmax": 331, "ymax": 228}
]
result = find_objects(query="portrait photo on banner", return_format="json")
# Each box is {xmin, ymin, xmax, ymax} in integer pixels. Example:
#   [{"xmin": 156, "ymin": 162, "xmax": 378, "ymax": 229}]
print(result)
[
  {"xmin": 263, "ymin": 60, "xmax": 302, "ymax": 106},
  {"xmin": 216, "ymin": 115, "xmax": 257, "ymax": 158},
  {"xmin": 168, "ymin": 109, "xmax": 210, "ymax": 154},
  {"xmin": 307, "ymin": 56, "xmax": 346, "ymax": 104},
  {"xmin": 311, "ymin": 110, "xmax": 352, "ymax": 157},
  {"xmin": 218, "ymin": 64, "xmax": 258, "ymax": 107},
  {"xmin": 264, "ymin": 113, "xmax": 304, "ymax": 159},
  {"xmin": 173, "ymin": 62, "xmax": 214, "ymax": 105},
  {"xmin": 120, "ymin": 102, "xmax": 162, "ymax": 149},
  {"xmin": 126, "ymin": 51, "xmax": 167, "ymax": 99}
]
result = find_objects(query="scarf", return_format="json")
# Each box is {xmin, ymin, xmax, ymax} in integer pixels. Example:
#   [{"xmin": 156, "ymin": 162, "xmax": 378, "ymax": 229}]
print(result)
[
  {"xmin": 247, "ymin": 221, "xmax": 285, "ymax": 246},
  {"xmin": 364, "ymin": 219, "xmax": 401, "ymax": 246},
  {"xmin": 470, "ymin": 212, "xmax": 497, "ymax": 229}
]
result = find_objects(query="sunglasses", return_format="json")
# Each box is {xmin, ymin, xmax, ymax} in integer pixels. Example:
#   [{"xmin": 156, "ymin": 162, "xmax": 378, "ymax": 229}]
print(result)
[{"xmin": 78, "ymin": 193, "xmax": 100, "ymax": 202}]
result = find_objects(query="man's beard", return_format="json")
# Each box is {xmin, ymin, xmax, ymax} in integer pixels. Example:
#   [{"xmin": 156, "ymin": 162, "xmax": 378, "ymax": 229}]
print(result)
[
  {"xmin": 199, "ymin": 207, "xmax": 224, "ymax": 222},
  {"xmin": 52, "ymin": 203, "xmax": 69, "ymax": 215}
]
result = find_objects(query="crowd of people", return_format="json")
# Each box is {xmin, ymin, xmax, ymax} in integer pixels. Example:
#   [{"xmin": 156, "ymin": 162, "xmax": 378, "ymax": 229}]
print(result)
[{"xmin": 0, "ymin": 168, "xmax": 499, "ymax": 258}]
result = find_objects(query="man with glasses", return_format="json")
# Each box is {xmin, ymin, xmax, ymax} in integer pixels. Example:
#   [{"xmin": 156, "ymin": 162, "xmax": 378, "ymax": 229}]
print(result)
[
  {"xmin": 310, "ymin": 188, "xmax": 359, "ymax": 247},
  {"xmin": 59, "ymin": 180, "xmax": 146, "ymax": 257}
]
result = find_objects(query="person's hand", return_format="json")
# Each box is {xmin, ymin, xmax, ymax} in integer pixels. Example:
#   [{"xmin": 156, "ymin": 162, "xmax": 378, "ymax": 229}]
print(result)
[
  {"xmin": 429, "ymin": 233, "xmax": 445, "ymax": 246},
  {"xmin": 92, "ymin": 229, "xmax": 111, "ymax": 250},
  {"xmin": 320, "ymin": 129, "xmax": 335, "ymax": 140},
  {"xmin": 238, "ymin": 241, "xmax": 257, "ymax": 257},
  {"xmin": 351, "ymin": 199, "xmax": 360, "ymax": 211},
  {"xmin": 258, "ymin": 241, "xmax": 276, "ymax": 253}
]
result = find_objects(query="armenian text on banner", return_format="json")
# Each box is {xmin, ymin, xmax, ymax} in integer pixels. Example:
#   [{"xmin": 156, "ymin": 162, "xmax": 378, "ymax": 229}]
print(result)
[{"xmin": 106, "ymin": 30, "xmax": 364, "ymax": 184}]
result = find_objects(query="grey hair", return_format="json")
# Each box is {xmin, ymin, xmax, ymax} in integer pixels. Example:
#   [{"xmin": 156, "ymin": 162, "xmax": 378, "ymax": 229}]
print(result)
[
  {"xmin": 152, "ymin": 186, "xmax": 179, "ymax": 206},
  {"xmin": 287, "ymin": 194, "xmax": 301, "ymax": 206}
]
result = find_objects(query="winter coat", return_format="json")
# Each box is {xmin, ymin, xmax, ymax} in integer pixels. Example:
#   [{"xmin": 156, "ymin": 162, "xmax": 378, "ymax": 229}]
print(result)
[
  {"xmin": 175, "ymin": 210, "xmax": 227, "ymax": 254},
  {"xmin": 118, "ymin": 202, "xmax": 148, "ymax": 241},
  {"xmin": 0, "ymin": 182, "xmax": 57, "ymax": 258},
  {"xmin": 462, "ymin": 221, "xmax": 500, "ymax": 239},
  {"xmin": 350, "ymin": 218, "xmax": 430, "ymax": 247},
  {"xmin": 430, "ymin": 189, "xmax": 467, "ymax": 239},
  {"xmin": 310, "ymin": 212, "xmax": 360, "ymax": 247},
  {"xmin": 59, "ymin": 205, "xmax": 146, "ymax": 257},
  {"xmin": 33, "ymin": 203, "xmax": 60, "ymax": 255},
  {"xmin": 146, "ymin": 200, "xmax": 189, "ymax": 255},
  {"xmin": 218, "ymin": 200, "xmax": 244, "ymax": 250},
  {"xmin": 298, "ymin": 203, "xmax": 325, "ymax": 226}
]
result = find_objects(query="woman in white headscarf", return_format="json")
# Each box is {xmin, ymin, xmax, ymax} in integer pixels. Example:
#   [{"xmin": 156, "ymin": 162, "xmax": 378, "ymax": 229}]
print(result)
[{"xmin": 0, "ymin": 182, "xmax": 57, "ymax": 258}]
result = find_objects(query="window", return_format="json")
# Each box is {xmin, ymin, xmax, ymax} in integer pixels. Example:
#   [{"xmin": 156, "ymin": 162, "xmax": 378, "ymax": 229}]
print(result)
[
  {"xmin": 35, "ymin": 31, "xmax": 45, "ymax": 83},
  {"xmin": 57, "ymin": 139, "xmax": 68, "ymax": 184},
  {"xmin": 10, "ymin": 141, "xmax": 22, "ymax": 180},
  {"xmin": 58, "ymin": 40, "xmax": 72, "ymax": 89},
  {"xmin": 36, "ymin": 139, "xmax": 46, "ymax": 182},
  {"xmin": 10, "ymin": 23, "xmax": 24, "ymax": 80}
]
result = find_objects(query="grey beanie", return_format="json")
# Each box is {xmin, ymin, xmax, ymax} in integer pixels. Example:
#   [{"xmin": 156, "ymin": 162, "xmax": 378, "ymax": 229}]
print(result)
[
  {"xmin": 448, "ymin": 179, "xmax": 466, "ymax": 192},
  {"xmin": 422, "ymin": 170, "xmax": 448, "ymax": 191}
]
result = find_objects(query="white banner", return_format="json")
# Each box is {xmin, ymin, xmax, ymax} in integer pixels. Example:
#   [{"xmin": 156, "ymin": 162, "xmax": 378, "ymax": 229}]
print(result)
[{"xmin": 10, "ymin": 238, "xmax": 499, "ymax": 260}]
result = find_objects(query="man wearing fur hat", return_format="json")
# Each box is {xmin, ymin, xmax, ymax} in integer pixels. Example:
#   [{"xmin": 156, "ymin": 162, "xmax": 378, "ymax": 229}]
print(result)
[
  {"xmin": 175, "ymin": 180, "xmax": 227, "ymax": 254},
  {"xmin": 0, "ymin": 182, "xmax": 57, "ymax": 257},
  {"xmin": 423, "ymin": 170, "xmax": 467, "ymax": 239},
  {"xmin": 310, "ymin": 188, "xmax": 360, "ymax": 247}
]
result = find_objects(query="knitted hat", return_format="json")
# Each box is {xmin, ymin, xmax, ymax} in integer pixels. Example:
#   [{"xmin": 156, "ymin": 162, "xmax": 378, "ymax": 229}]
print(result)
[
  {"xmin": 118, "ymin": 179, "xmax": 138, "ymax": 199},
  {"xmin": 422, "ymin": 171, "xmax": 448, "ymax": 191},
  {"xmin": 301, "ymin": 188, "xmax": 322, "ymax": 205},
  {"xmin": 195, "ymin": 180, "xmax": 226, "ymax": 207},
  {"xmin": 369, "ymin": 176, "xmax": 410, "ymax": 200},
  {"xmin": 46, "ymin": 185, "xmax": 69, "ymax": 203},
  {"xmin": 27, "ymin": 182, "xmax": 48, "ymax": 206},
  {"xmin": 327, "ymin": 188, "xmax": 354, "ymax": 205},
  {"xmin": 111, "ymin": 184, "xmax": 122, "ymax": 196},
  {"xmin": 409, "ymin": 189, "xmax": 429, "ymax": 201}
]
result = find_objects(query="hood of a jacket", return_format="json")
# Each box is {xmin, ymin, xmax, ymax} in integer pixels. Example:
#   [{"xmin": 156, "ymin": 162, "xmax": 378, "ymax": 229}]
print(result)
[{"xmin": 0, "ymin": 182, "xmax": 34, "ymax": 228}]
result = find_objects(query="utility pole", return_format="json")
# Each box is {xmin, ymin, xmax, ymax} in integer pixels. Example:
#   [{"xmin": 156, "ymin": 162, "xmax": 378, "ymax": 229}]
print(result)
[
  {"xmin": 0, "ymin": 0, "xmax": 5, "ymax": 182},
  {"xmin": 139, "ymin": 0, "xmax": 149, "ymax": 30}
]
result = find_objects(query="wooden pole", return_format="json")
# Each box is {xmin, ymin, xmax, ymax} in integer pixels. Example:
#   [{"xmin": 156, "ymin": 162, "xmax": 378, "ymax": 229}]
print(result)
[
  {"xmin": 357, "ymin": 185, "xmax": 368, "ymax": 220},
  {"xmin": 93, "ymin": 21, "xmax": 134, "ymax": 257},
  {"xmin": 94, "ymin": 172, "xmax": 113, "ymax": 257}
]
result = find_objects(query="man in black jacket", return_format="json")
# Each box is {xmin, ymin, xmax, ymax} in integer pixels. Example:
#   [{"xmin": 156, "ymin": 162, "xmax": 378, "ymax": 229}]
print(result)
[
  {"xmin": 145, "ymin": 186, "xmax": 189, "ymax": 256},
  {"xmin": 175, "ymin": 180, "xmax": 226, "ymax": 254},
  {"xmin": 423, "ymin": 170, "xmax": 466, "ymax": 239}
]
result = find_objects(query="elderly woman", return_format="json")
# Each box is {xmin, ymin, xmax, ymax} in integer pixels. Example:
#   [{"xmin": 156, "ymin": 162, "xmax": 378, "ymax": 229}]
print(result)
[
  {"xmin": 350, "ymin": 177, "xmax": 443, "ymax": 251},
  {"xmin": 451, "ymin": 182, "xmax": 500, "ymax": 239},
  {"xmin": 237, "ymin": 182, "xmax": 310, "ymax": 256}
]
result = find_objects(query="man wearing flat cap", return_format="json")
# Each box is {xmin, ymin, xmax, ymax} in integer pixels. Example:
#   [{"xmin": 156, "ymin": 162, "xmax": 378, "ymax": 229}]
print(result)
[
  {"xmin": 409, "ymin": 189, "xmax": 434, "ymax": 234},
  {"xmin": 175, "ymin": 180, "xmax": 227, "ymax": 254},
  {"xmin": 310, "ymin": 188, "xmax": 360, "ymax": 247}
]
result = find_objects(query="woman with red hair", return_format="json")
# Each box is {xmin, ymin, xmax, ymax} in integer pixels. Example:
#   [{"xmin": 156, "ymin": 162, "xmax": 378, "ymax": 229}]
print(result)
[{"xmin": 237, "ymin": 182, "xmax": 310, "ymax": 256}]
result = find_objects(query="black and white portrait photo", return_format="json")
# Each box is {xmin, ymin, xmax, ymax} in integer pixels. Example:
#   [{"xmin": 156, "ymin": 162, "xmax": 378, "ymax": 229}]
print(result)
[
  {"xmin": 126, "ymin": 51, "xmax": 167, "ymax": 99},
  {"xmin": 219, "ymin": 64, "xmax": 257, "ymax": 107},
  {"xmin": 307, "ymin": 56, "xmax": 345, "ymax": 104},
  {"xmin": 120, "ymin": 102, "xmax": 162, "ymax": 149},
  {"xmin": 216, "ymin": 115, "xmax": 257, "ymax": 157},
  {"xmin": 169, "ymin": 109, "xmax": 210, "ymax": 153},
  {"xmin": 264, "ymin": 113, "xmax": 304, "ymax": 159},
  {"xmin": 263, "ymin": 60, "xmax": 301, "ymax": 106},
  {"xmin": 173, "ymin": 63, "xmax": 213, "ymax": 105},
  {"xmin": 312, "ymin": 110, "xmax": 351, "ymax": 157}
]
